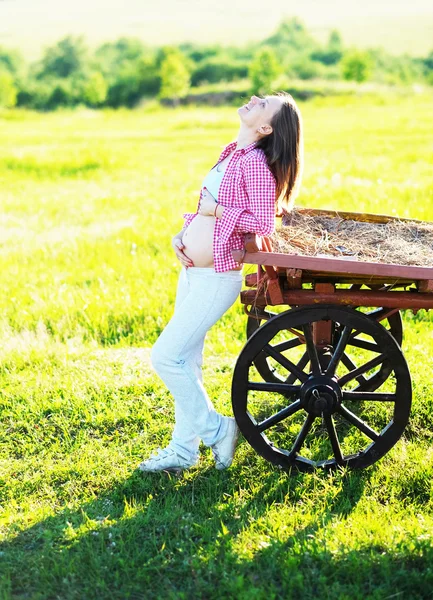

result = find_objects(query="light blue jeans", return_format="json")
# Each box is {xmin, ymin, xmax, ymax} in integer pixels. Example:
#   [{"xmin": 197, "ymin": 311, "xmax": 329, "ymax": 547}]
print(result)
[{"xmin": 150, "ymin": 266, "xmax": 243, "ymax": 461}]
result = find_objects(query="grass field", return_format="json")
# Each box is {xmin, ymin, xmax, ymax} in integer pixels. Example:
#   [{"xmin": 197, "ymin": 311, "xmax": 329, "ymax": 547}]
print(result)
[{"xmin": 1, "ymin": 92, "xmax": 433, "ymax": 599}]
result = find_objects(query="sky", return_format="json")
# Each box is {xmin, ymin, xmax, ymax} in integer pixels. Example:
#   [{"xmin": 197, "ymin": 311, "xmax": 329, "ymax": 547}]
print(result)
[{"xmin": 0, "ymin": 0, "xmax": 432, "ymax": 58}]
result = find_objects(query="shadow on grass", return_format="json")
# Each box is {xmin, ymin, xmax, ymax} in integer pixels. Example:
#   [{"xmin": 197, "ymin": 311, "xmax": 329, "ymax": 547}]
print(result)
[{"xmin": 0, "ymin": 452, "xmax": 404, "ymax": 600}]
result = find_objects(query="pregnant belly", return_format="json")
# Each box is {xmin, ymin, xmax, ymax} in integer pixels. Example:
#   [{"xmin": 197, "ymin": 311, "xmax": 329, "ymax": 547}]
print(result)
[{"xmin": 181, "ymin": 215, "xmax": 215, "ymax": 267}]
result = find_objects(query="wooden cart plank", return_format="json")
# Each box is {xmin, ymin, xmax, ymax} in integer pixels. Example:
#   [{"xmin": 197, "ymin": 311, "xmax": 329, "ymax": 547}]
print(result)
[
  {"xmin": 241, "ymin": 288, "xmax": 433, "ymax": 310},
  {"xmin": 236, "ymin": 250, "xmax": 433, "ymax": 281}
]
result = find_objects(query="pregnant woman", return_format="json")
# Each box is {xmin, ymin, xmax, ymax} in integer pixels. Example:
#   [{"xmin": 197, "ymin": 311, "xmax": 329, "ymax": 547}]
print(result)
[{"xmin": 140, "ymin": 91, "xmax": 303, "ymax": 473}]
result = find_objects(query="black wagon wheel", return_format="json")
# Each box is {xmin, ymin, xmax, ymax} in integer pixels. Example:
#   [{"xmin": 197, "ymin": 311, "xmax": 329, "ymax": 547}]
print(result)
[
  {"xmin": 246, "ymin": 306, "xmax": 298, "ymax": 384},
  {"xmin": 246, "ymin": 285, "xmax": 403, "ymax": 391},
  {"xmin": 343, "ymin": 284, "xmax": 403, "ymax": 392},
  {"xmin": 233, "ymin": 304, "xmax": 412, "ymax": 472},
  {"xmin": 349, "ymin": 283, "xmax": 403, "ymax": 345}
]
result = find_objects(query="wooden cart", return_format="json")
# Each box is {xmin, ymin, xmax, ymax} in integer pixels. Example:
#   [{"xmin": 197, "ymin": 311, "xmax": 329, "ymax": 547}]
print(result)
[{"xmin": 231, "ymin": 209, "xmax": 433, "ymax": 472}]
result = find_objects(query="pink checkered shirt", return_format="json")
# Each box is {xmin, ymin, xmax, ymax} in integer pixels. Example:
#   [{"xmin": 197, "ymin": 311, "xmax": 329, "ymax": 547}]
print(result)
[{"xmin": 182, "ymin": 140, "xmax": 277, "ymax": 272}]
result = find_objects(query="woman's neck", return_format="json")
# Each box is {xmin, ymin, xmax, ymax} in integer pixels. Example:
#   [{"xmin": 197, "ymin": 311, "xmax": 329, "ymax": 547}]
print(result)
[{"xmin": 235, "ymin": 125, "xmax": 259, "ymax": 150}]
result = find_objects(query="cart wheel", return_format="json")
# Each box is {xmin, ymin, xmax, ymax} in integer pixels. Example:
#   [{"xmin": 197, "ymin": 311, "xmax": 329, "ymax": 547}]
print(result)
[
  {"xmin": 345, "ymin": 284, "xmax": 403, "ymax": 392},
  {"xmin": 233, "ymin": 304, "xmax": 411, "ymax": 472},
  {"xmin": 246, "ymin": 290, "xmax": 403, "ymax": 391},
  {"xmin": 349, "ymin": 284, "xmax": 403, "ymax": 345},
  {"xmin": 246, "ymin": 307, "xmax": 297, "ymax": 385}
]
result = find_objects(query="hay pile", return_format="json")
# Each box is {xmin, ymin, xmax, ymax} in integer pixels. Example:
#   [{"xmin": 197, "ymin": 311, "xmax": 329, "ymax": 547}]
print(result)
[{"xmin": 269, "ymin": 210, "xmax": 433, "ymax": 267}]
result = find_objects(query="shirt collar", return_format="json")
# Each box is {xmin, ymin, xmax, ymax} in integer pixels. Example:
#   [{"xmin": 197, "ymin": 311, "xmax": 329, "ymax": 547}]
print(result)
[{"xmin": 225, "ymin": 140, "xmax": 258, "ymax": 155}]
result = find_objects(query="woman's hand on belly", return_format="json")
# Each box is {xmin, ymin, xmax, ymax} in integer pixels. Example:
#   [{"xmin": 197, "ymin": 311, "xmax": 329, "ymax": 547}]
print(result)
[
  {"xmin": 172, "ymin": 236, "xmax": 194, "ymax": 268},
  {"xmin": 181, "ymin": 215, "xmax": 215, "ymax": 268}
]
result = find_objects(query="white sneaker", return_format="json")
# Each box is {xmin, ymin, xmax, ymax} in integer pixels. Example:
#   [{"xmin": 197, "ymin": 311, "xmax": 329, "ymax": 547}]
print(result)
[
  {"xmin": 138, "ymin": 447, "xmax": 199, "ymax": 473},
  {"xmin": 210, "ymin": 417, "xmax": 240, "ymax": 470}
]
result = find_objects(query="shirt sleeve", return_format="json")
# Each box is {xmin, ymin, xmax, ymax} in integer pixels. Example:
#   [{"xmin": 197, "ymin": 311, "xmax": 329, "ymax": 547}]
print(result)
[{"xmin": 219, "ymin": 156, "xmax": 276, "ymax": 239}]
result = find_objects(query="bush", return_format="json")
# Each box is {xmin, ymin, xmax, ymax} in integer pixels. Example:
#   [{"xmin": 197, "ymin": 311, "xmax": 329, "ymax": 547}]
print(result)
[
  {"xmin": 159, "ymin": 51, "xmax": 190, "ymax": 104},
  {"xmin": 106, "ymin": 65, "xmax": 144, "ymax": 108},
  {"xmin": 311, "ymin": 30, "xmax": 344, "ymax": 66},
  {"xmin": 45, "ymin": 79, "xmax": 77, "ymax": 109},
  {"xmin": 341, "ymin": 50, "xmax": 372, "ymax": 82},
  {"xmin": 77, "ymin": 72, "xmax": 108, "ymax": 107},
  {"xmin": 368, "ymin": 48, "xmax": 425, "ymax": 85},
  {"xmin": 0, "ymin": 69, "xmax": 17, "ymax": 107},
  {"xmin": 136, "ymin": 57, "xmax": 161, "ymax": 96},
  {"xmin": 249, "ymin": 46, "xmax": 282, "ymax": 95},
  {"xmin": 179, "ymin": 43, "xmax": 222, "ymax": 64},
  {"xmin": 191, "ymin": 58, "xmax": 248, "ymax": 86},
  {"xmin": 288, "ymin": 56, "xmax": 323, "ymax": 80},
  {"xmin": 16, "ymin": 79, "xmax": 52, "ymax": 109}
]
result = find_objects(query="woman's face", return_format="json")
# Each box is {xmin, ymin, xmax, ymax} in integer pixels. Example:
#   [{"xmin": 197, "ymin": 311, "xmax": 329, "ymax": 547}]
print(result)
[{"xmin": 238, "ymin": 95, "xmax": 283, "ymax": 134}]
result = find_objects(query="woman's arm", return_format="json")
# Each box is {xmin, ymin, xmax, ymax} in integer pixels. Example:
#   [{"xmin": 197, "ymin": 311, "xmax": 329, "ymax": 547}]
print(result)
[{"xmin": 217, "ymin": 156, "xmax": 276, "ymax": 236}]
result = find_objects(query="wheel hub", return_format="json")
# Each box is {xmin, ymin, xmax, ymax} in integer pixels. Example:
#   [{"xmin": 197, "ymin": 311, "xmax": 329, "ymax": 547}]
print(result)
[{"xmin": 300, "ymin": 375, "xmax": 342, "ymax": 416}]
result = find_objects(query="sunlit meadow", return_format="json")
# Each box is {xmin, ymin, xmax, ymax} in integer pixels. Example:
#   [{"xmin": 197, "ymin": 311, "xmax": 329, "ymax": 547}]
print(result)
[{"xmin": 0, "ymin": 91, "xmax": 433, "ymax": 599}]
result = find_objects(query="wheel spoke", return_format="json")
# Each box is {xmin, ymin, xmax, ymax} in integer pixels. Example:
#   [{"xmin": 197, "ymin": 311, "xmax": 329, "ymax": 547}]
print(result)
[
  {"xmin": 342, "ymin": 391, "xmax": 397, "ymax": 402},
  {"xmin": 302, "ymin": 323, "xmax": 321, "ymax": 375},
  {"xmin": 338, "ymin": 404, "xmax": 379, "ymax": 441},
  {"xmin": 263, "ymin": 344, "xmax": 309, "ymax": 382},
  {"xmin": 323, "ymin": 414, "xmax": 344, "ymax": 465},
  {"xmin": 288, "ymin": 413, "xmax": 315, "ymax": 458},
  {"xmin": 348, "ymin": 337, "xmax": 380, "ymax": 353},
  {"xmin": 286, "ymin": 352, "xmax": 309, "ymax": 385},
  {"xmin": 341, "ymin": 353, "xmax": 369, "ymax": 386},
  {"xmin": 287, "ymin": 328, "xmax": 306, "ymax": 342},
  {"xmin": 247, "ymin": 381, "xmax": 300, "ymax": 395},
  {"xmin": 367, "ymin": 307, "xmax": 400, "ymax": 323},
  {"xmin": 338, "ymin": 353, "xmax": 387, "ymax": 385},
  {"xmin": 257, "ymin": 399, "xmax": 302, "ymax": 433},
  {"xmin": 326, "ymin": 325, "xmax": 352, "ymax": 377},
  {"xmin": 273, "ymin": 337, "xmax": 303, "ymax": 353}
]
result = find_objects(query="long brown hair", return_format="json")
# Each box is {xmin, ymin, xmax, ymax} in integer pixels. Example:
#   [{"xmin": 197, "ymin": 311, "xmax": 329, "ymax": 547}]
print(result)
[{"xmin": 255, "ymin": 91, "xmax": 304, "ymax": 215}]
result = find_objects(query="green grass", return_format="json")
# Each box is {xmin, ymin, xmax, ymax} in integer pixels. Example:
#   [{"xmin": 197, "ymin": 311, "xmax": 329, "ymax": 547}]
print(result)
[{"xmin": 1, "ymin": 92, "xmax": 433, "ymax": 599}]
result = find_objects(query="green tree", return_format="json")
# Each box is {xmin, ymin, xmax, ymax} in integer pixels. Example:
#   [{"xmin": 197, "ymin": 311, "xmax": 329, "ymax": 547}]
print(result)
[
  {"xmin": 136, "ymin": 56, "xmax": 161, "ymax": 96},
  {"xmin": 312, "ymin": 29, "xmax": 344, "ymax": 65},
  {"xmin": 0, "ymin": 46, "xmax": 25, "ymax": 75},
  {"xmin": 328, "ymin": 30, "xmax": 344, "ymax": 61},
  {"xmin": 95, "ymin": 37, "xmax": 147, "ymax": 76},
  {"xmin": 264, "ymin": 17, "xmax": 317, "ymax": 54},
  {"xmin": 425, "ymin": 50, "xmax": 433, "ymax": 69},
  {"xmin": 191, "ymin": 56, "xmax": 248, "ymax": 86},
  {"xmin": 95, "ymin": 39, "xmax": 160, "ymax": 106},
  {"xmin": 249, "ymin": 46, "xmax": 281, "ymax": 95},
  {"xmin": 159, "ymin": 51, "xmax": 190, "ymax": 105},
  {"xmin": 106, "ymin": 65, "xmax": 142, "ymax": 108},
  {"xmin": 79, "ymin": 72, "xmax": 108, "ymax": 107},
  {"xmin": 45, "ymin": 79, "xmax": 76, "ymax": 109},
  {"xmin": 0, "ymin": 69, "xmax": 17, "ymax": 107},
  {"xmin": 16, "ymin": 79, "xmax": 52, "ymax": 109},
  {"xmin": 341, "ymin": 50, "xmax": 372, "ymax": 82},
  {"xmin": 36, "ymin": 35, "xmax": 88, "ymax": 79},
  {"xmin": 179, "ymin": 43, "xmax": 222, "ymax": 64}
]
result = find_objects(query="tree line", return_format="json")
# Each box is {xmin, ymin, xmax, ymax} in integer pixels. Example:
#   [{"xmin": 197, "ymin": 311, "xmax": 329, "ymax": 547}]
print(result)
[{"xmin": 0, "ymin": 17, "xmax": 432, "ymax": 110}]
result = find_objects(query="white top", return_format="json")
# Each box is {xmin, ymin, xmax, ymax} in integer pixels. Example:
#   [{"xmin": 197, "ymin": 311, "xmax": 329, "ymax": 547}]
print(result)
[{"xmin": 201, "ymin": 166, "xmax": 224, "ymax": 201}]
